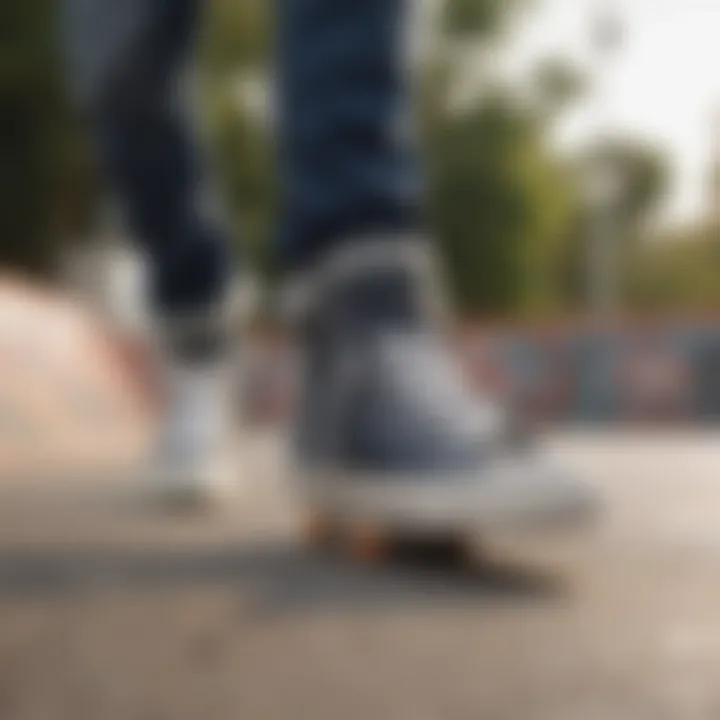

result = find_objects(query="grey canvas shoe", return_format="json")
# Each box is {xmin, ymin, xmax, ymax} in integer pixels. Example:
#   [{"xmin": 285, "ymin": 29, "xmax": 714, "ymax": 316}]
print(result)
[{"xmin": 289, "ymin": 238, "xmax": 599, "ymax": 535}]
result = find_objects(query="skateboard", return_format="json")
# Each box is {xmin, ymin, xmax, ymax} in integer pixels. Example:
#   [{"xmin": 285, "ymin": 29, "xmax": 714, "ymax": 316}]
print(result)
[{"xmin": 302, "ymin": 508, "xmax": 478, "ymax": 566}]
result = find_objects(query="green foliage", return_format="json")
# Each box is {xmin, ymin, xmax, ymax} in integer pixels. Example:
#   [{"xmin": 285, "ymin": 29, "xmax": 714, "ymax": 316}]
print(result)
[
  {"xmin": 442, "ymin": 0, "xmax": 524, "ymax": 38},
  {"xmin": 426, "ymin": 91, "xmax": 572, "ymax": 315},
  {"xmin": 424, "ymin": 0, "xmax": 579, "ymax": 317},
  {"xmin": 199, "ymin": 0, "xmax": 275, "ymax": 273},
  {"xmin": 531, "ymin": 58, "xmax": 586, "ymax": 116},
  {"xmin": 625, "ymin": 224, "xmax": 720, "ymax": 312},
  {"xmin": 201, "ymin": 0, "xmax": 270, "ymax": 74},
  {"xmin": 0, "ymin": 0, "xmax": 96, "ymax": 276}
]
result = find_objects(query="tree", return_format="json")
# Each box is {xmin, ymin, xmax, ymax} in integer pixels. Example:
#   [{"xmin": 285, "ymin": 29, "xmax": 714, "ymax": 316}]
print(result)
[
  {"xmin": 583, "ymin": 138, "xmax": 668, "ymax": 242},
  {"xmin": 532, "ymin": 58, "xmax": 586, "ymax": 118},
  {"xmin": 426, "ymin": 90, "xmax": 574, "ymax": 315},
  {"xmin": 558, "ymin": 137, "xmax": 669, "ymax": 308},
  {"xmin": 442, "ymin": 0, "xmax": 524, "ymax": 38},
  {"xmin": 0, "ymin": 0, "xmax": 96, "ymax": 277},
  {"xmin": 623, "ymin": 223, "xmax": 720, "ymax": 312},
  {"xmin": 422, "ymin": 0, "xmax": 581, "ymax": 317},
  {"xmin": 198, "ymin": 0, "xmax": 275, "ymax": 275}
]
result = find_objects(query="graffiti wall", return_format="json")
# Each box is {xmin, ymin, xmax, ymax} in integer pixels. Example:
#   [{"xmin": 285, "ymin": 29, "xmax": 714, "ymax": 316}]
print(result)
[{"xmin": 458, "ymin": 321, "xmax": 720, "ymax": 425}]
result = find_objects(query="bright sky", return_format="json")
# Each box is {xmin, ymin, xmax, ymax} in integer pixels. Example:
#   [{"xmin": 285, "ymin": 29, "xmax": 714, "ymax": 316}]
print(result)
[{"xmin": 508, "ymin": 0, "xmax": 720, "ymax": 223}]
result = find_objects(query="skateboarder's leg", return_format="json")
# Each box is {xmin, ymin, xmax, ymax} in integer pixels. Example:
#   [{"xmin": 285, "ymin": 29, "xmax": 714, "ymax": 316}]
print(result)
[
  {"xmin": 63, "ymin": 0, "xmax": 231, "ymax": 315},
  {"xmin": 277, "ymin": 0, "xmax": 598, "ymax": 537},
  {"xmin": 277, "ymin": 0, "xmax": 421, "ymax": 269},
  {"xmin": 63, "ymin": 0, "xmax": 237, "ymax": 504}
]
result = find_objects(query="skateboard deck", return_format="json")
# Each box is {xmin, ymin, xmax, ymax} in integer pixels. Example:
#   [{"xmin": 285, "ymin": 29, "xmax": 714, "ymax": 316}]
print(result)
[{"xmin": 303, "ymin": 508, "xmax": 477, "ymax": 565}]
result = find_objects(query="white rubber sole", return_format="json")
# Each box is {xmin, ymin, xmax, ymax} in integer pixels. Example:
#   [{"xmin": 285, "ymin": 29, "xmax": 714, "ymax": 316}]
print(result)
[
  {"xmin": 297, "ymin": 456, "xmax": 599, "ymax": 536},
  {"xmin": 147, "ymin": 454, "xmax": 241, "ymax": 512}
]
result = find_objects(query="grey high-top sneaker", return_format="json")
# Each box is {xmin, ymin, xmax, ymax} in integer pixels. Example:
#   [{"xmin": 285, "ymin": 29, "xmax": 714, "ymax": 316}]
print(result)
[{"xmin": 289, "ymin": 238, "xmax": 598, "ymax": 535}]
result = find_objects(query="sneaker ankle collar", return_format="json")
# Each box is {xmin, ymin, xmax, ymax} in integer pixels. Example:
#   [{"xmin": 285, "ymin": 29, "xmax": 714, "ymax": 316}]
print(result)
[{"xmin": 281, "ymin": 236, "xmax": 445, "ymax": 323}]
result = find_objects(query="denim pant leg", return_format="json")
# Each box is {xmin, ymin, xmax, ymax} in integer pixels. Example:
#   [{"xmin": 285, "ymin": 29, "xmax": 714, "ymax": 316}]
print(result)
[
  {"xmin": 277, "ymin": 0, "xmax": 421, "ymax": 269},
  {"xmin": 62, "ymin": 0, "xmax": 231, "ymax": 314}
]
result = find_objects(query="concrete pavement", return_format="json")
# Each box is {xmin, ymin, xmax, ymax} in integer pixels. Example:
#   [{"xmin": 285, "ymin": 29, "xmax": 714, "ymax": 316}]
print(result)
[{"xmin": 0, "ymin": 431, "xmax": 719, "ymax": 719}]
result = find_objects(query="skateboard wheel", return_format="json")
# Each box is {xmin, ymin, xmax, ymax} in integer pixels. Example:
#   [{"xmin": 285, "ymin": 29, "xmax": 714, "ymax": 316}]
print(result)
[{"xmin": 343, "ymin": 524, "xmax": 391, "ymax": 564}]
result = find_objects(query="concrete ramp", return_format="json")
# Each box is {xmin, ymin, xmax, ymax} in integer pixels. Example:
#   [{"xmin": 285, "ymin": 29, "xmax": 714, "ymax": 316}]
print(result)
[{"xmin": 0, "ymin": 277, "xmax": 153, "ymax": 480}]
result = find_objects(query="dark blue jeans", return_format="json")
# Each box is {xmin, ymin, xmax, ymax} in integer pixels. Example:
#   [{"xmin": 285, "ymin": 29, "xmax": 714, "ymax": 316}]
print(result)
[{"xmin": 63, "ymin": 0, "xmax": 419, "ymax": 314}]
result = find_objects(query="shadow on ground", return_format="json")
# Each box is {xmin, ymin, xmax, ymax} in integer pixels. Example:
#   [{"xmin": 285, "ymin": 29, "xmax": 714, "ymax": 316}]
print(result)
[{"xmin": 0, "ymin": 542, "xmax": 563, "ymax": 616}]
